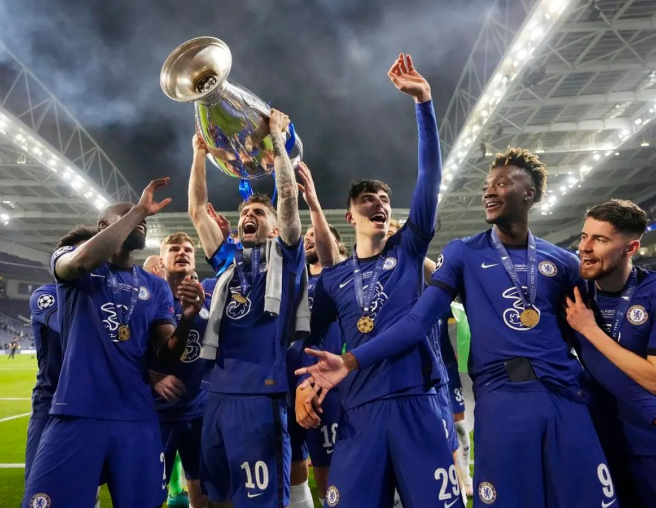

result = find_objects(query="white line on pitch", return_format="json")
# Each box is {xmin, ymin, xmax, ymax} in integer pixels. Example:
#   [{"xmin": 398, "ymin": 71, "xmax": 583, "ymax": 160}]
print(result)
[
  {"xmin": 0, "ymin": 463, "xmax": 25, "ymax": 468},
  {"xmin": 0, "ymin": 398, "xmax": 30, "ymax": 400},
  {"xmin": 0, "ymin": 412, "xmax": 31, "ymax": 423}
]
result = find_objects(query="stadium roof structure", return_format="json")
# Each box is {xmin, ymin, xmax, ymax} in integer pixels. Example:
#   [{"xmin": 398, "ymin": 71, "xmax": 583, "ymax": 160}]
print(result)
[
  {"xmin": 0, "ymin": 40, "xmax": 170, "ymax": 263},
  {"xmin": 435, "ymin": 0, "xmax": 656, "ymax": 252}
]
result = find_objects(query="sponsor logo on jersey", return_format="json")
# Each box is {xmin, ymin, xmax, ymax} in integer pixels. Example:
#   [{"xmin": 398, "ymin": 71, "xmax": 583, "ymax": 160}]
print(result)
[
  {"xmin": 538, "ymin": 260, "xmax": 558, "ymax": 277},
  {"xmin": 37, "ymin": 294, "xmax": 55, "ymax": 310},
  {"xmin": 30, "ymin": 493, "xmax": 52, "ymax": 508},
  {"xmin": 326, "ymin": 486, "xmax": 340, "ymax": 507},
  {"xmin": 383, "ymin": 257, "xmax": 397, "ymax": 270},
  {"xmin": 226, "ymin": 288, "xmax": 251, "ymax": 320},
  {"xmin": 138, "ymin": 286, "xmax": 150, "ymax": 300},
  {"xmin": 627, "ymin": 304, "xmax": 648, "ymax": 326},
  {"xmin": 180, "ymin": 330, "xmax": 201, "ymax": 363},
  {"xmin": 502, "ymin": 286, "xmax": 541, "ymax": 331},
  {"xmin": 433, "ymin": 254, "xmax": 444, "ymax": 273},
  {"xmin": 478, "ymin": 482, "xmax": 497, "ymax": 504}
]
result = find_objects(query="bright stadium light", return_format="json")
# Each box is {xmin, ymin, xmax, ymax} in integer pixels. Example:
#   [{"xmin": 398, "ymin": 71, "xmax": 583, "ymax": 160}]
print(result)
[
  {"xmin": 441, "ymin": 0, "xmax": 574, "ymax": 201},
  {"xmin": 145, "ymin": 237, "xmax": 161, "ymax": 249}
]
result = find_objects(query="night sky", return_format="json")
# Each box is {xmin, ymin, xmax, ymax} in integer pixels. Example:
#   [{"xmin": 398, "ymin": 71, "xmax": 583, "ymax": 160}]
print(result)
[{"xmin": 0, "ymin": 0, "xmax": 488, "ymax": 212}]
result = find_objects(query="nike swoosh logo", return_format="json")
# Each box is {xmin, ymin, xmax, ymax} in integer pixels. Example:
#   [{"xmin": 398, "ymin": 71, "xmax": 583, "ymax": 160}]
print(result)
[
  {"xmin": 90, "ymin": 274, "xmax": 106, "ymax": 278},
  {"xmin": 247, "ymin": 492, "xmax": 263, "ymax": 498},
  {"xmin": 481, "ymin": 263, "xmax": 499, "ymax": 269},
  {"xmin": 326, "ymin": 449, "xmax": 334, "ymax": 454},
  {"xmin": 602, "ymin": 499, "xmax": 617, "ymax": 508},
  {"xmin": 339, "ymin": 279, "xmax": 353, "ymax": 289},
  {"xmin": 445, "ymin": 499, "xmax": 459, "ymax": 508}
]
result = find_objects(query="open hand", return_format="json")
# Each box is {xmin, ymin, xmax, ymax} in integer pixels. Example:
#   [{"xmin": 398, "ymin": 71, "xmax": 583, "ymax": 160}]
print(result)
[
  {"xmin": 565, "ymin": 286, "xmax": 597, "ymax": 335},
  {"xmin": 208, "ymin": 202, "xmax": 232, "ymax": 239},
  {"xmin": 296, "ymin": 162, "xmax": 320, "ymax": 211},
  {"xmin": 177, "ymin": 276, "xmax": 205, "ymax": 320},
  {"xmin": 137, "ymin": 177, "xmax": 172, "ymax": 216},
  {"xmin": 388, "ymin": 53, "xmax": 431, "ymax": 103},
  {"xmin": 295, "ymin": 349, "xmax": 351, "ymax": 405}
]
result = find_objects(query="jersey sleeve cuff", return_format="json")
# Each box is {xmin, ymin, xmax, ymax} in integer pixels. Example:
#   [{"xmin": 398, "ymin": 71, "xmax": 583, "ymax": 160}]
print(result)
[{"xmin": 428, "ymin": 279, "xmax": 458, "ymax": 299}]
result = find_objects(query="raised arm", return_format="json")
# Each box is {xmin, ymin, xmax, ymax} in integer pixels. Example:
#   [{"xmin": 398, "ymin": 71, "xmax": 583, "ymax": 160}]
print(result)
[
  {"xmin": 54, "ymin": 178, "xmax": 171, "ymax": 281},
  {"xmin": 188, "ymin": 133, "xmax": 225, "ymax": 258},
  {"xmin": 388, "ymin": 53, "xmax": 441, "ymax": 236},
  {"xmin": 297, "ymin": 162, "xmax": 340, "ymax": 266},
  {"xmin": 269, "ymin": 109, "xmax": 302, "ymax": 246}
]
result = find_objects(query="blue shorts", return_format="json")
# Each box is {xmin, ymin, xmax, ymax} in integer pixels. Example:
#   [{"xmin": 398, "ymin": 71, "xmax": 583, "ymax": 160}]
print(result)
[
  {"xmin": 160, "ymin": 417, "xmax": 203, "ymax": 481},
  {"xmin": 443, "ymin": 354, "xmax": 465, "ymax": 415},
  {"xmin": 25, "ymin": 415, "xmax": 49, "ymax": 482},
  {"xmin": 288, "ymin": 404, "xmax": 309, "ymax": 463},
  {"xmin": 437, "ymin": 384, "xmax": 459, "ymax": 453},
  {"xmin": 22, "ymin": 416, "xmax": 165, "ymax": 508},
  {"xmin": 201, "ymin": 393, "xmax": 291, "ymax": 507},
  {"xmin": 473, "ymin": 382, "xmax": 614, "ymax": 508},
  {"xmin": 324, "ymin": 394, "xmax": 462, "ymax": 508},
  {"xmin": 305, "ymin": 390, "xmax": 341, "ymax": 468}
]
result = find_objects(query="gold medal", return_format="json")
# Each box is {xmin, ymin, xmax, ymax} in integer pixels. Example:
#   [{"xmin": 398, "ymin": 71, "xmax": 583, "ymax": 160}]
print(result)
[
  {"xmin": 357, "ymin": 316, "xmax": 375, "ymax": 334},
  {"xmin": 520, "ymin": 308, "xmax": 540, "ymax": 329},
  {"xmin": 232, "ymin": 293, "xmax": 247, "ymax": 304},
  {"xmin": 117, "ymin": 324, "xmax": 131, "ymax": 342}
]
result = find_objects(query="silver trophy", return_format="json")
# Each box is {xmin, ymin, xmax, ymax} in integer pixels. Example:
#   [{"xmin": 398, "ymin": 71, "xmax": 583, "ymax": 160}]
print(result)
[{"xmin": 160, "ymin": 37, "xmax": 303, "ymax": 180}]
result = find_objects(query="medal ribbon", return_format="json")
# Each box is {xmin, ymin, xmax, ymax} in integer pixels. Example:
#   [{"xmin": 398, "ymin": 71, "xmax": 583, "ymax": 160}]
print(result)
[
  {"xmin": 234, "ymin": 246, "xmax": 261, "ymax": 297},
  {"xmin": 351, "ymin": 248, "xmax": 387, "ymax": 317},
  {"xmin": 490, "ymin": 228, "xmax": 537, "ymax": 311},
  {"xmin": 104, "ymin": 264, "xmax": 139, "ymax": 332},
  {"xmin": 589, "ymin": 267, "xmax": 638, "ymax": 340}
]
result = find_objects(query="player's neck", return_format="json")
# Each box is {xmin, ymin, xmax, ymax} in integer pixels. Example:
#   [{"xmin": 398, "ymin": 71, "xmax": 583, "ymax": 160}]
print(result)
[
  {"xmin": 596, "ymin": 261, "xmax": 633, "ymax": 293},
  {"xmin": 309, "ymin": 263, "xmax": 323, "ymax": 276},
  {"xmin": 166, "ymin": 272, "xmax": 187, "ymax": 296},
  {"xmin": 108, "ymin": 249, "xmax": 134, "ymax": 269},
  {"xmin": 355, "ymin": 231, "xmax": 386, "ymax": 258},
  {"xmin": 493, "ymin": 220, "xmax": 529, "ymax": 246}
]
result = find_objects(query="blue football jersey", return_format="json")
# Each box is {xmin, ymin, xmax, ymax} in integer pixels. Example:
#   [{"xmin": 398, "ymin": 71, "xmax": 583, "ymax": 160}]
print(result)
[
  {"xmin": 208, "ymin": 238, "xmax": 305, "ymax": 394},
  {"xmin": 151, "ymin": 277, "xmax": 216, "ymax": 421},
  {"xmin": 51, "ymin": 246, "xmax": 176, "ymax": 420},
  {"xmin": 29, "ymin": 284, "xmax": 62, "ymax": 416},
  {"xmin": 430, "ymin": 230, "xmax": 585, "ymax": 398},
  {"xmin": 579, "ymin": 268, "xmax": 656, "ymax": 454}
]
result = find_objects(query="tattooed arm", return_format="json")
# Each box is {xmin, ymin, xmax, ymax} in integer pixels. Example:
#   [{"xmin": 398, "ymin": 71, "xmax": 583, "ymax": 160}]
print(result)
[{"xmin": 269, "ymin": 109, "xmax": 302, "ymax": 246}]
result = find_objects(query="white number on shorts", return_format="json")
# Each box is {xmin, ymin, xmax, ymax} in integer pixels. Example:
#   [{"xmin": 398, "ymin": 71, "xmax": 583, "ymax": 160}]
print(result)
[
  {"xmin": 241, "ymin": 461, "xmax": 269, "ymax": 490},
  {"xmin": 160, "ymin": 452, "xmax": 167, "ymax": 489},
  {"xmin": 597, "ymin": 463, "xmax": 614, "ymax": 498},
  {"xmin": 434, "ymin": 465, "xmax": 460, "ymax": 501},
  {"xmin": 454, "ymin": 388, "xmax": 464, "ymax": 403},
  {"xmin": 321, "ymin": 423, "xmax": 338, "ymax": 449}
]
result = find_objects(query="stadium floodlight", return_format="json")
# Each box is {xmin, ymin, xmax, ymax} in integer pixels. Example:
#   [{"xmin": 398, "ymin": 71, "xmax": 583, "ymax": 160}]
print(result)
[
  {"xmin": 538, "ymin": 106, "xmax": 656, "ymax": 216},
  {"xmin": 440, "ymin": 0, "xmax": 574, "ymax": 202}
]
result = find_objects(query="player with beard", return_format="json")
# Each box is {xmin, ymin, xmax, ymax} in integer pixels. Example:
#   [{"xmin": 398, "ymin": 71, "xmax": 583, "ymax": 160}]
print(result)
[
  {"xmin": 298, "ymin": 148, "xmax": 615, "ymax": 508},
  {"xmin": 564, "ymin": 199, "xmax": 656, "ymax": 506},
  {"xmin": 23, "ymin": 178, "xmax": 206, "ymax": 508},
  {"xmin": 149, "ymin": 232, "xmax": 216, "ymax": 508},
  {"xmin": 188, "ymin": 109, "xmax": 303, "ymax": 507},
  {"xmin": 286, "ymin": 162, "xmax": 346, "ymax": 508},
  {"xmin": 295, "ymin": 54, "xmax": 456, "ymax": 508}
]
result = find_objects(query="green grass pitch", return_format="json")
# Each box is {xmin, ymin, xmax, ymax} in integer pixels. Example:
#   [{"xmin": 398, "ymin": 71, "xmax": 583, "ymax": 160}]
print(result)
[{"xmin": 0, "ymin": 355, "xmax": 473, "ymax": 507}]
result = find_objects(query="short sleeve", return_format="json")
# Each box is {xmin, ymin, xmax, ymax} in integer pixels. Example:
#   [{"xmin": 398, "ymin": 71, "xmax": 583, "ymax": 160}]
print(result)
[
  {"xmin": 276, "ymin": 237, "xmax": 305, "ymax": 274},
  {"xmin": 29, "ymin": 288, "xmax": 60, "ymax": 333},
  {"xmin": 152, "ymin": 279, "xmax": 176, "ymax": 327},
  {"xmin": 428, "ymin": 240, "xmax": 465, "ymax": 297}
]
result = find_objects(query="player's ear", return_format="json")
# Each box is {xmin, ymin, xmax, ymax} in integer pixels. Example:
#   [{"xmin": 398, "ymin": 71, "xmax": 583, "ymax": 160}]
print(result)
[
  {"xmin": 524, "ymin": 186, "xmax": 536, "ymax": 202},
  {"xmin": 158, "ymin": 257, "xmax": 165, "ymax": 269},
  {"xmin": 98, "ymin": 220, "xmax": 109, "ymax": 231},
  {"xmin": 627, "ymin": 239, "xmax": 641, "ymax": 257},
  {"xmin": 345, "ymin": 211, "xmax": 356, "ymax": 226},
  {"xmin": 269, "ymin": 226, "xmax": 280, "ymax": 238}
]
